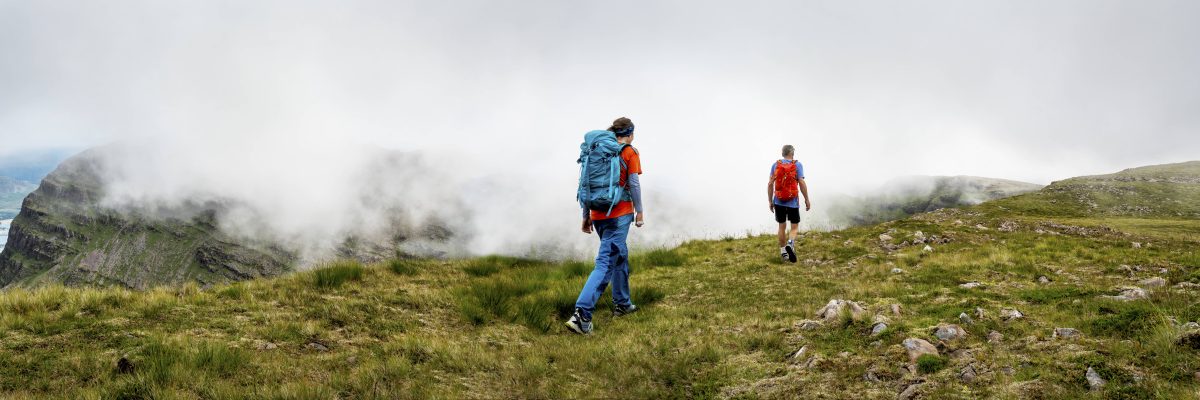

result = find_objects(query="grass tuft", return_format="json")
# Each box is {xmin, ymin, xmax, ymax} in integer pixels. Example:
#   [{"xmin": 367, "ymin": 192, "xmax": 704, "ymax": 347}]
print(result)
[{"xmin": 312, "ymin": 260, "xmax": 364, "ymax": 289}]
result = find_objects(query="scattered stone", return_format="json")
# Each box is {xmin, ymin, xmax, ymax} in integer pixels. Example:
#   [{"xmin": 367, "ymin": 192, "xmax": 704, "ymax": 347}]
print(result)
[
  {"xmin": 1194, "ymin": 371, "xmax": 1200, "ymax": 382},
  {"xmin": 871, "ymin": 323, "xmax": 888, "ymax": 337},
  {"xmin": 987, "ymin": 331, "xmax": 1003, "ymax": 343},
  {"xmin": 837, "ymin": 351, "xmax": 852, "ymax": 358},
  {"xmin": 975, "ymin": 307, "xmax": 986, "ymax": 319},
  {"xmin": 791, "ymin": 346, "xmax": 809, "ymax": 361},
  {"xmin": 959, "ymin": 282, "xmax": 983, "ymax": 289},
  {"xmin": 959, "ymin": 312, "xmax": 974, "ymax": 325},
  {"xmin": 796, "ymin": 320, "xmax": 823, "ymax": 331},
  {"xmin": 975, "ymin": 224, "xmax": 990, "ymax": 231},
  {"xmin": 1118, "ymin": 265, "xmax": 1136, "ymax": 277},
  {"xmin": 1176, "ymin": 282, "xmax": 1200, "ymax": 289},
  {"xmin": 1037, "ymin": 275, "xmax": 1051, "ymax": 284},
  {"xmin": 347, "ymin": 356, "xmax": 358, "ymax": 365},
  {"xmin": 116, "ymin": 357, "xmax": 134, "ymax": 374},
  {"xmin": 1177, "ymin": 331, "xmax": 1200, "ymax": 350},
  {"xmin": 864, "ymin": 370, "xmax": 881, "ymax": 383},
  {"xmin": 934, "ymin": 324, "xmax": 968, "ymax": 341},
  {"xmin": 257, "ymin": 342, "xmax": 278, "ymax": 351},
  {"xmin": 816, "ymin": 299, "xmax": 867, "ymax": 321},
  {"xmin": 1159, "ymin": 268, "xmax": 1169, "ymax": 275},
  {"xmin": 879, "ymin": 234, "xmax": 894, "ymax": 242},
  {"xmin": 1184, "ymin": 322, "xmax": 1200, "ymax": 330},
  {"xmin": 998, "ymin": 220, "xmax": 1019, "ymax": 232},
  {"xmin": 844, "ymin": 239, "xmax": 855, "ymax": 246},
  {"xmin": 902, "ymin": 338, "xmax": 938, "ymax": 362},
  {"xmin": 1000, "ymin": 308, "xmax": 1024, "ymax": 321},
  {"xmin": 307, "ymin": 342, "xmax": 329, "ymax": 352},
  {"xmin": 1139, "ymin": 277, "xmax": 1167, "ymax": 288},
  {"xmin": 922, "ymin": 245, "xmax": 933, "ymax": 252},
  {"xmin": 1000, "ymin": 366, "xmax": 1015, "ymax": 376},
  {"xmin": 891, "ymin": 304, "xmax": 903, "ymax": 317},
  {"xmin": 898, "ymin": 383, "xmax": 922, "ymax": 400},
  {"xmin": 891, "ymin": 268, "xmax": 905, "ymax": 274},
  {"xmin": 959, "ymin": 364, "xmax": 978, "ymax": 383},
  {"xmin": 1102, "ymin": 287, "xmax": 1148, "ymax": 301},
  {"xmin": 1086, "ymin": 367, "xmax": 1107, "ymax": 391},
  {"xmin": 1053, "ymin": 328, "xmax": 1081, "ymax": 339},
  {"xmin": 1132, "ymin": 242, "xmax": 1142, "ymax": 249}
]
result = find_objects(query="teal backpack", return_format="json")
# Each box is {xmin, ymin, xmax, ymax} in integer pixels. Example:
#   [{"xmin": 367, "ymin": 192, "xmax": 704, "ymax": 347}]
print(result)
[{"xmin": 577, "ymin": 130, "xmax": 632, "ymax": 216}]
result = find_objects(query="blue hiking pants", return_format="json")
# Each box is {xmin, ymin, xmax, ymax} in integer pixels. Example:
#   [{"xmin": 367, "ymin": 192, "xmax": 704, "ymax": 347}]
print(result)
[{"xmin": 574, "ymin": 213, "xmax": 634, "ymax": 320}]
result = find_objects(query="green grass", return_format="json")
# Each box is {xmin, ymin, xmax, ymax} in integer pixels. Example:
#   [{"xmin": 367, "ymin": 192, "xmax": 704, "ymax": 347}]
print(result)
[
  {"xmin": 916, "ymin": 354, "xmax": 948, "ymax": 374},
  {"xmin": 1, "ymin": 162, "xmax": 1199, "ymax": 398},
  {"xmin": 311, "ymin": 260, "xmax": 364, "ymax": 289}
]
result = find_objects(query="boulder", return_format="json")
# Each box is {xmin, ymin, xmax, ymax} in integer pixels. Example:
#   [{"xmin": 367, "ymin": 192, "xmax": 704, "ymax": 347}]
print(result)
[
  {"xmin": 790, "ymin": 346, "xmax": 809, "ymax": 361},
  {"xmin": 902, "ymin": 338, "xmax": 938, "ymax": 362},
  {"xmin": 1102, "ymin": 287, "xmax": 1148, "ymax": 301},
  {"xmin": 959, "ymin": 364, "xmax": 978, "ymax": 383},
  {"xmin": 796, "ymin": 320, "xmax": 823, "ymax": 331},
  {"xmin": 898, "ymin": 383, "xmax": 922, "ymax": 400},
  {"xmin": 816, "ymin": 299, "xmax": 866, "ymax": 322},
  {"xmin": 1053, "ymin": 328, "xmax": 1081, "ymax": 339},
  {"xmin": 879, "ymin": 234, "xmax": 893, "ymax": 242},
  {"xmin": 1000, "ymin": 308, "xmax": 1024, "ymax": 321},
  {"xmin": 934, "ymin": 324, "xmax": 968, "ymax": 341},
  {"xmin": 1086, "ymin": 367, "xmax": 1107, "ymax": 391},
  {"xmin": 891, "ymin": 268, "xmax": 905, "ymax": 274},
  {"xmin": 1037, "ymin": 276, "xmax": 1051, "ymax": 284},
  {"xmin": 959, "ymin": 282, "xmax": 983, "ymax": 289},
  {"xmin": 871, "ymin": 323, "xmax": 888, "ymax": 337},
  {"xmin": 959, "ymin": 312, "xmax": 974, "ymax": 325},
  {"xmin": 1139, "ymin": 277, "xmax": 1167, "ymax": 288},
  {"xmin": 987, "ymin": 331, "xmax": 1003, "ymax": 343},
  {"xmin": 923, "ymin": 245, "xmax": 933, "ymax": 252}
]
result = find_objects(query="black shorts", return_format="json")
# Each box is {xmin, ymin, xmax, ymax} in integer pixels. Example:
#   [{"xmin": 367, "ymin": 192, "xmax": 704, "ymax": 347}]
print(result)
[{"xmin": 775, "ymin": 205, "xmax": 800, "ymax": 224}]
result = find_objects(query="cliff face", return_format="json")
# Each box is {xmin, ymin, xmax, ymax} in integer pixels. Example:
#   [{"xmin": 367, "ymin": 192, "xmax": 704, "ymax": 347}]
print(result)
[{"xmin": 0, "ymin": 149, "xmax": 294, "ymax": 289}]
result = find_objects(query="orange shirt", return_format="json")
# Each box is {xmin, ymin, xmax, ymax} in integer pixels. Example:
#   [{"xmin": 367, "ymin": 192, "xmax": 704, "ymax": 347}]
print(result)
[{"xmin": 591, "ymin": 146, "xmax": 642, "ymax": 221}]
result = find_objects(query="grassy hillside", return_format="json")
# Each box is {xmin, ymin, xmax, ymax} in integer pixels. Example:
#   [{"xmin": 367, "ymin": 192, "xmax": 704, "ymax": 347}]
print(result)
[{"xmin": 0, "ymin": 163, "xmax": 1199, "ymax": 399}]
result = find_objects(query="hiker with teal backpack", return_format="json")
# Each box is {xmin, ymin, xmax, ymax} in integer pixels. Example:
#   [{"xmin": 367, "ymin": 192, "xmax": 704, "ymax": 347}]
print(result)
[
  {"xmin": 768, "ymin": 144, "xmax": 810, "ymax": 263},
  {"xmin": 567, "ymin": 117, "xmax": 644, "ymax": 335}
]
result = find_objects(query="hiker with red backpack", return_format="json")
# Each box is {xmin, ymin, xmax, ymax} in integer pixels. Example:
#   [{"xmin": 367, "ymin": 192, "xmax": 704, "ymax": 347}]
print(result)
[
  {"xmin": 566, "ymin": 117, "xmax": 644, "ymax": 335},
  {"xmin": 768, "ymin": 144, "xmax": 810, "ymax": 263}
]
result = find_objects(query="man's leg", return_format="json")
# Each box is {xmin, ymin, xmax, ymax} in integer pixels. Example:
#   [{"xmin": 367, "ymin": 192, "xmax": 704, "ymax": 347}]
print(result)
[
  {"xmin": 789, "ymin": 222, "xmax": 800, "ymax": 245},
  {"xmin": 777, "ymin": 223, "xmax": 787, "ymax": 247},
  {"xmin": 610, "ymin": 214, "xmax": 634, "ymax": 308},
  {"xmin": 575, "ymin": 218, "xmax": 618, "ymax": 321}
]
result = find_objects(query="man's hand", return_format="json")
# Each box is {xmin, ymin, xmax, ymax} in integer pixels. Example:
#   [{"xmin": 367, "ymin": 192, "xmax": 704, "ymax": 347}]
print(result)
[
  {"xmin": 805, "ymin": 200, "xmax": 812, "ymax": 211},
  {"xmin": 635, "ymin": 213, "xmax": 645, "ymax": 228},
  {"xmin": 581, "ymin": 217, "xmax": 592, "ymax": 234},
  {"xmin": 769, "ymin": 203, "xmax": 775, "ymax": 213}
]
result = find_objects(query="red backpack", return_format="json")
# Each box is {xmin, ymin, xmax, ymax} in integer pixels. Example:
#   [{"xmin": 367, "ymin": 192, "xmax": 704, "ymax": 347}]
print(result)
[{"xmin": 773, "ymin": 161, "xmax": 798, "ymax": 201}]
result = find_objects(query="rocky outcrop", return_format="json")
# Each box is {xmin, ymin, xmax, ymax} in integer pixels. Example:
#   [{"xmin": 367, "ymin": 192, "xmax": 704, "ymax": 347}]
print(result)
[{"xmin": 0, "ymin": 148, "xmax": 294, "ymax": 289}]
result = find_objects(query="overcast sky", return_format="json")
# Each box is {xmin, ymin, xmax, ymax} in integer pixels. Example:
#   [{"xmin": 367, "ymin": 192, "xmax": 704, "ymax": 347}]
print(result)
[{"xmin": 1, "ymin": 1, "xmax": 1197, "ymax": 254}]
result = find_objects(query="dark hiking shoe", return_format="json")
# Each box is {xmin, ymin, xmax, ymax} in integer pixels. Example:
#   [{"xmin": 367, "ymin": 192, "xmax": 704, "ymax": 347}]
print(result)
[
  {"xmin": 613, "ymin": 304, "xmax": 638, "ymax": 317},
  {"xmin": 566, "ymin": 308, "xmax": 593, "ymax": 335},
  {"xmin": 785, "ymin": 244, "xmax": 798, "ymax": 263}
]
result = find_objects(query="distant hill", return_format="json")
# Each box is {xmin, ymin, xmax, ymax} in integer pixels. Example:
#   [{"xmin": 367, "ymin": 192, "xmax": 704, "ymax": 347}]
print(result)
[
  {"xmin": 826, "ymin": 175, "xmax": 1043, "ymax": 227},
  {"xmin": 0, "ymin": 176, "xmax": 38, "ymax": 219},
  {"xmin": 0, "ymin": 145, "xmax": 459, "ymax": 289},
  {"xmin": 987, "ymin": 161, "xmax": 1200, "ymax": 219}
]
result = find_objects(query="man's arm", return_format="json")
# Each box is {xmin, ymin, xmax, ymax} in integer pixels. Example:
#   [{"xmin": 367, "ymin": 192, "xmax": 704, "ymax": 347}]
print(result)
[
  {"xmin": 799, "ymin": 178, "xmax": 811, "ymax": 211},
  {"xmin": 766, "ymin": 174, "xmax": 776, "ymax": 213}
]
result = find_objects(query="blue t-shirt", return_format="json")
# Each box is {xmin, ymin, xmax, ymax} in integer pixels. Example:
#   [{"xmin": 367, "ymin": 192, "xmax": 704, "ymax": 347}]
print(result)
[{"xmin": 770, "ymin": 159, "xmax": 805, "ymax": 208}]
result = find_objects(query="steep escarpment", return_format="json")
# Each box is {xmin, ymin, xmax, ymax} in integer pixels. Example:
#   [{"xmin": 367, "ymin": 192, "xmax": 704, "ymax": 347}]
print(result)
[{"xmin": 0, "ymin": 149, "xmax": 295, "ymax": 289}]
